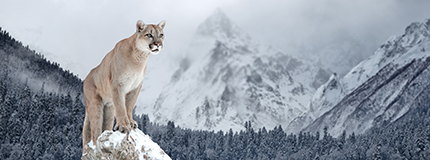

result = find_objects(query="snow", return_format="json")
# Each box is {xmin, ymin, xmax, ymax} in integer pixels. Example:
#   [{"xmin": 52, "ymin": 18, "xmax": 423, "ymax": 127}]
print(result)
[
  {"xmin": 299, "ymin": 19, "xmax": 430, "ymax": 137},
  {"xmin": 131, "ymin": 129, "xmax": 170, "ymax": 160},
  {"xmin": 135, "ymin": 9, "xmax": 329, "ymax": 132},
  {"xmin": 287, "ymin": 73, "xmax": 343, "ymax": 133},
  {"xmin": 342, "ymin": 19, "xmax": 430, "ymax": 93},
  {"xmin": 87, "ymin": 140, "xmax": 95, "ymax": 150},
  {"xmin": 87, "ymin": 130, "xmax": 171, "ymax": 160}
]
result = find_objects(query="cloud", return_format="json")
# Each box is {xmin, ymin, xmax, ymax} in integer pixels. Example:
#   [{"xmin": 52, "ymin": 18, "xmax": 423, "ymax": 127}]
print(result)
[
  {"xmin": 224, "ymin": 0, "xmax": 430, "ymax": 51},
  {"xmin": 1, "ymin": 0, "xmax": 430, "ymax": 78}
]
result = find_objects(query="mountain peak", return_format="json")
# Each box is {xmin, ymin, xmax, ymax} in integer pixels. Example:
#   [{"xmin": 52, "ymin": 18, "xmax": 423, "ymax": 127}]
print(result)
[
  {"xmin": 211, "ymin": 8, "xmax": 229, "ymax": 22},
  {"xmin": 405, "ymin": 19, "xmax": 430, "ymax": 35},
  {"xmin": 400, "ymin": 19, "xmax": 430, "ymax": 47},
  {"xmin": 196, "ymin": 8, "xmax": 248, "ymax": 41}
]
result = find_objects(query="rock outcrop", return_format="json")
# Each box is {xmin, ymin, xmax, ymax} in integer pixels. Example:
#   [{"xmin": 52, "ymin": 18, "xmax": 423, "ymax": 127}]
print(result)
[{"xmin": 82, "ymin": 129, "xmax": 171, "ymax": 160}]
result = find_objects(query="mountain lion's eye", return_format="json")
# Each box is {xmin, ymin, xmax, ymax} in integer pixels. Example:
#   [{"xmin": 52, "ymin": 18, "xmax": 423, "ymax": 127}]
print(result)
[
  {"xmin": 146, "ymin": 34, "xmax": 153, "ymax": 38},
  {"xmin": 160, "ymin": 34, "xmax": 164, "ymax": 37}
]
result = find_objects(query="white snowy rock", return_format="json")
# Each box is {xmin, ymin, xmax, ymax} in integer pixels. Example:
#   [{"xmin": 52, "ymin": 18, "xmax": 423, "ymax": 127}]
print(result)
[{"xmin": 82, "ymin": 129, "xmax": 171, "ymax": 160}]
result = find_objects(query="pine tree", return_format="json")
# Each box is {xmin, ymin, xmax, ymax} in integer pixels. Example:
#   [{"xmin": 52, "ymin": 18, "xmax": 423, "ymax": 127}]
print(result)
[
  {"xmin": 349, "ymin": 132, "xmax": 356, "ymax": 144},
  {"xmin": 6, "ymin": 144, "xmax": 23, "ymax": 160},
  {"xmin": 166, "ymin": 121, "xmax": 175, "ymax": 141},
  {"xmin": 315, "ymin": 131, "xmax": 320, "ymax": 141},
  {"xmin": 0, "ymin": 77, "xmax": 7, "ymax": 103},
  {"xmin": 71, "ymin": 93, "xmax": 84, "ymax": 147},
  {"xmin": 224, "ymin": 128, "xmax": 234, "ymax": 159},
  {"xmin": 322, "ymin": 126, "xmax": 331, "ymax": 155},
  {"xmin": 29, "ymin": 91, "xmax": 42, "ymax": 127},
  {"xmin": 0, "ymin": 143, "xmax": 12, "ymax": 159},
  {"xmin": 256, "ymin": 127, "xmax": 269, "ymax": 159},
  {"xmin": 17, "ymin": 83, "xmax": 32, "ymax": 121},
  {"xmin": 8, "ymin": 110, "xmax": 22, "ymax": 144},
  {"xmin": 32, "ymin": 140, "xmax": 43, "ymax": 159},
  {"xmin": 415, "ymin": 136, "xmax": 425, "ymax": 156},
  {"xmin": 372, "ymin": 144, "xmax": 382, "ymax": 160},
  {"xmin": 215, "ymin": 130, "xmax": 225, "ymax": 158},
  {"xmin": 22, "ymin": 144, "xmax": 33, "ymax": 160},
  {"xmin": 62, "ymin": 144, "xmax": 74, "ymax": 160},
  {"xmin": 338, "ymin": 130, "xmax": 346, "ymax": 150},
  {"xmin": 141, "ymin": 114, "xmax": 149, "ymax": 133},
  {"xmin": 0, "ymin": 90, "xmax": 12, "ymax": 143}
]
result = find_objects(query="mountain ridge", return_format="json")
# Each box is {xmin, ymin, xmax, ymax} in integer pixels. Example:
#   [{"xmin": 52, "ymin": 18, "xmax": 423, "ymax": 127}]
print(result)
[{"xmin": 298, "ymin": 19, "xmax": 430, "ymax": 137}]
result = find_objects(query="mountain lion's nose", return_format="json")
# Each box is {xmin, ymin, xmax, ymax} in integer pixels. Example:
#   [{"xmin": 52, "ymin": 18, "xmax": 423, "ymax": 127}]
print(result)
[{"xmin": 155, "ymin": 43, "xmax": 162, "ymax": 47}]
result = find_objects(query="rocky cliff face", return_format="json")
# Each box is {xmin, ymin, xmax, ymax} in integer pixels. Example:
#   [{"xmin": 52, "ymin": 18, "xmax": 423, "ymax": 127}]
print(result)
[{"xmin": 82, "ymin": 129, "xmax": 171, "ymax": 160}]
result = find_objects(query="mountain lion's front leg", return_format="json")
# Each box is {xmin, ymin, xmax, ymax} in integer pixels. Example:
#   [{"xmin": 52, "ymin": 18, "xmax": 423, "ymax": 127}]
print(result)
[
  {"xmin": 125, "ymin": 84, "xmax": 142, "ymax": 129},
  {"xmin": 113, "ymin": 88, "xmax": 131, "ymax": 133}
]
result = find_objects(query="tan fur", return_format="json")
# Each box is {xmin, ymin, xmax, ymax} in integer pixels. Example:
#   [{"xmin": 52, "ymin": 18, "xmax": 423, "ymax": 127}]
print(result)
[{"xmin": 82, "ymin": 20, "xmax": 165, "ymax": 152}]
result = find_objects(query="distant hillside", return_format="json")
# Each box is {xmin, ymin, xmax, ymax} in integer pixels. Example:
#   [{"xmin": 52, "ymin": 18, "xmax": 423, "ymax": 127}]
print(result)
[
  {"xmin": 0, "ymin": 27, "xmax": 82, "ymax": 95},
  {"xmin": 0, "ymin": 27, "xmax": 86, "ymax": 159}
]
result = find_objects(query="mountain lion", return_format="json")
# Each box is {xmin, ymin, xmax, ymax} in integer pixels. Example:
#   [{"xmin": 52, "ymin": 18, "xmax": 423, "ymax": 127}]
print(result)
[{"xmin": 82, "ymin": 20, "xmax": 166, "ymax": 152}]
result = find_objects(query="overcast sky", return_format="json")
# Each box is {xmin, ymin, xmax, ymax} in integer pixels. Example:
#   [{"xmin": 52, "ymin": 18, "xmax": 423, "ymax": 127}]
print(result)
[{"xmin": 1, "ymin": 0, "xmax": 430, "ymax": 79}]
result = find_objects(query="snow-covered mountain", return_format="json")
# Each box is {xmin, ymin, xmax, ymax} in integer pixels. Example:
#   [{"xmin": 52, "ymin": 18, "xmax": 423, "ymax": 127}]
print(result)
[
  {"xmin": 135, "ymin": 9, "xmax": 330, "ymax": 131},
  {"xmin": 287, "ymin": 73, "xmax": 345, "ymax": 132},
  {"xmin": 294, "ymin": 19, "xmax": 430, "ymax": 137}
]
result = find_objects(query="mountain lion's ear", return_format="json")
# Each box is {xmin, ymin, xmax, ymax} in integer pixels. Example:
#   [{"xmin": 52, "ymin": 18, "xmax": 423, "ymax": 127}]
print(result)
[
  {"xmin": 136, "ymin": 20, "xmax": 145, "ymax": 32},
  {"xmin": 158, "ymin": 20, "xmax": 166, "ymax": 30}
]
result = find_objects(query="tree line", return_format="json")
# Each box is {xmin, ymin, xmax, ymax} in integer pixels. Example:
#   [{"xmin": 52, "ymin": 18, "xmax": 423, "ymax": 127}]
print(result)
[{"xmin": 1, "ymin": 27, "xmax": 430, "ymax": 159}]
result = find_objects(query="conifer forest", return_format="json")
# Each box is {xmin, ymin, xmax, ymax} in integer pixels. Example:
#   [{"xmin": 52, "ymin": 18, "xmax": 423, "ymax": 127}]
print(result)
[{"xmin": 1, "ymin": 27, "xmax": 430, "ymax": 159}]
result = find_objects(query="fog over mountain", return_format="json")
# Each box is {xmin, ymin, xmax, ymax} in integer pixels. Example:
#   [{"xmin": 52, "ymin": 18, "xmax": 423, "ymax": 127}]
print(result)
[
  {"xmin": 1, "ymin": 0, "xmax": 430, "ymax": 78},
  {"xmin": 135, "ymin": 9, "xmax": 330, "ymax": 131}
]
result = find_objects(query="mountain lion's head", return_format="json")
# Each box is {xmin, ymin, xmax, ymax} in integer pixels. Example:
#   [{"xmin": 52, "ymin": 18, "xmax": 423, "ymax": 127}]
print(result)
[{"xmin": 135, "ymin": 20, "xmax": 166, "ymax": 55}]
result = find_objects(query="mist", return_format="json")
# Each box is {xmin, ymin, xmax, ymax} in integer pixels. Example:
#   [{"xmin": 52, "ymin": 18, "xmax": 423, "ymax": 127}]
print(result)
[
  {"xmin": 229, "ymin": 1, "xmax": 430, "ymax": 48},
  {"xmin": 1, "ymin": 0, "xmax": 430, "ymax": 78}
]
